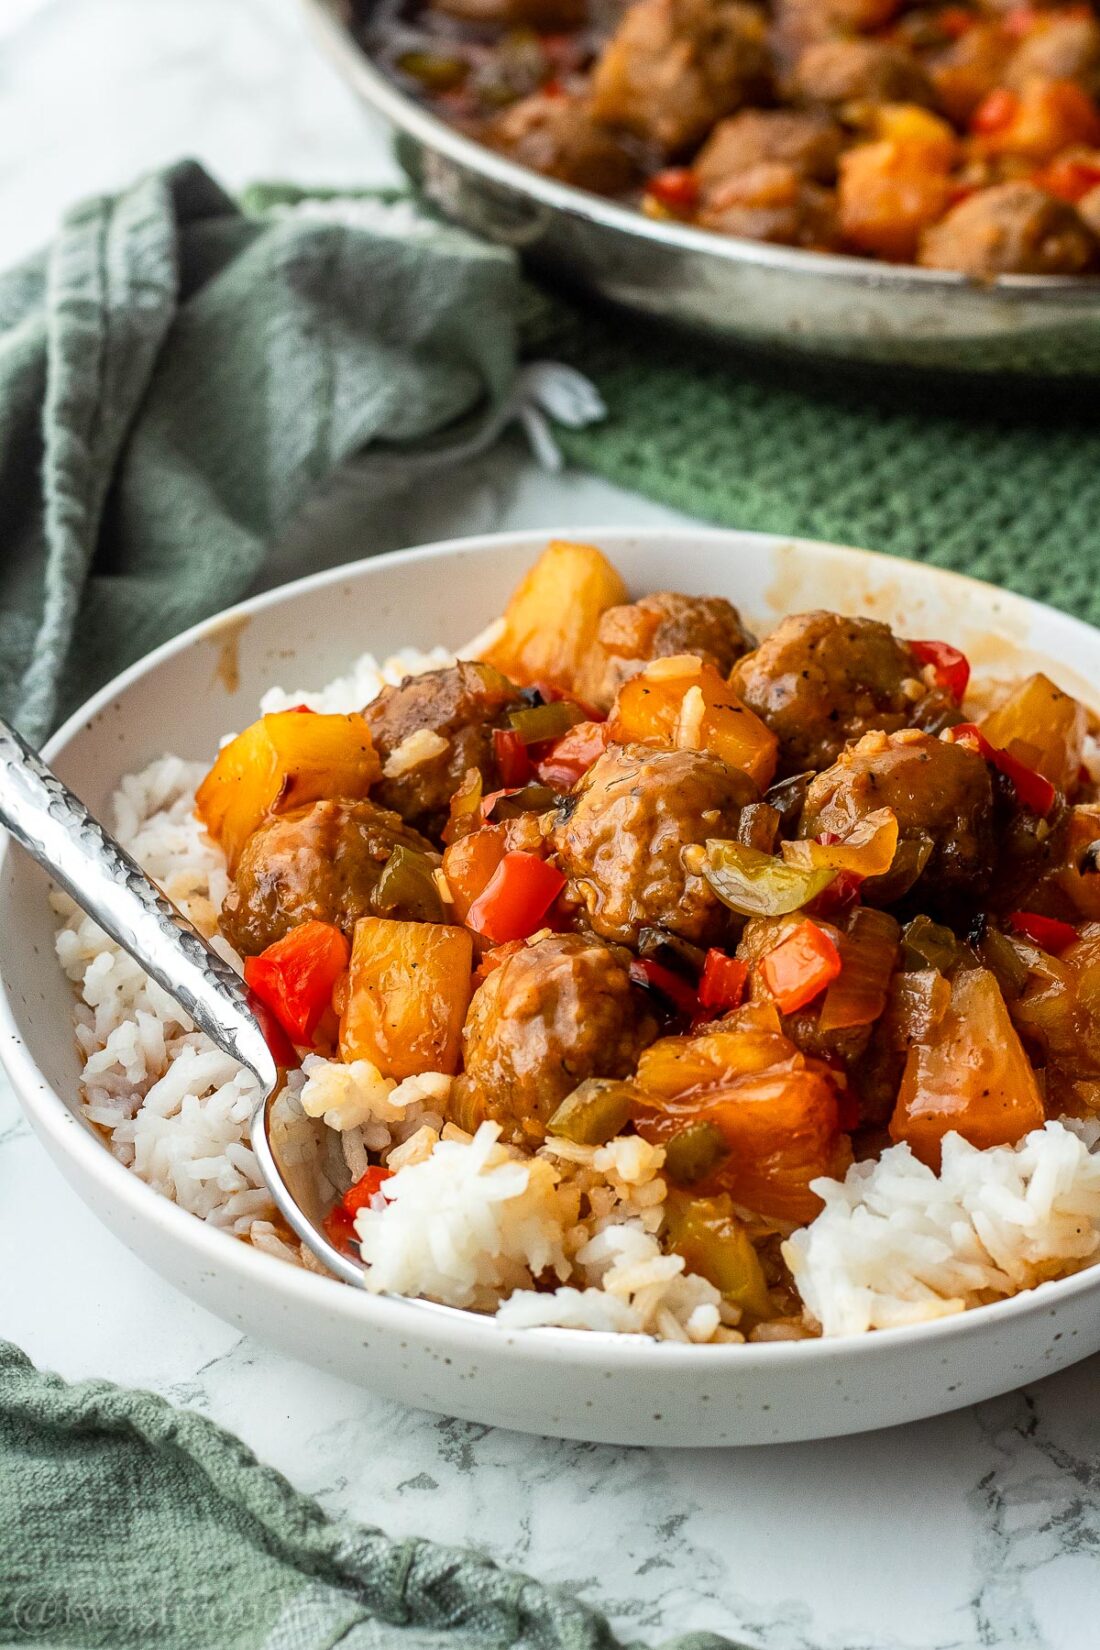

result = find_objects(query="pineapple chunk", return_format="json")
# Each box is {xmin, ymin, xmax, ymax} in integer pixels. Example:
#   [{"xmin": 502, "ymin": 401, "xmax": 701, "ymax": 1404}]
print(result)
[
  {"xmin": 340, "ymin": 917, "xmax": 473, "ymax": 1078},
  {"xmin": 981, "ymin": 672, "xmax": 1089, "ymax": 795},
  {"xmin": 196, "ymin": 711, "xmax": 380, "ymax": 872},
  {"xmin": 481, "ymin": 540, "xmax": 627, "ymax": 693},
  {"xmin": 610, "ymin": 658, "xmax": 778, "ymax": 788},
  {"xmin": 890, "ymin": 967, "xmax": 1045, "ymax": 1167}
]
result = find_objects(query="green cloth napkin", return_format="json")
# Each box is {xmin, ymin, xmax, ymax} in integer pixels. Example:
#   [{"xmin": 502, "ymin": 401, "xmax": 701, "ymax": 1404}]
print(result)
[
  {"xmin": 0, "ymin": 1343, "xmax": 735, "ymax": 1650},
  {"xmin": 0, "ymin": 162, "xmax": 535, "ymax": 742}
]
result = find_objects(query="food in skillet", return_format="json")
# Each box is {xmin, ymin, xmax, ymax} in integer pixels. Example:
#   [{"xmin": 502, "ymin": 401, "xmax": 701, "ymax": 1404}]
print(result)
[
  {"xmin": 359, "ymin": 0, "xmax": 1100, "ymax": 273},
  {"xmin": 55, "ymin": 541, "xmax": 1100, "ymax": 1341}
]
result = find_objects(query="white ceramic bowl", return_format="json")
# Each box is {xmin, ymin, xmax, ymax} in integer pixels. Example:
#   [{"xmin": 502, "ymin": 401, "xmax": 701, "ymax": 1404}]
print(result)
[{"xmin": 4, "ymin": 527, "xmax": 1100, "ymax": 1448}]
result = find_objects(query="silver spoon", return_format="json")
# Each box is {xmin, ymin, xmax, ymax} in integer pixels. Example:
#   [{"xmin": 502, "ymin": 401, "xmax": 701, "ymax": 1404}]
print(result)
[{"xmin": 0, "ymin": 714, "xmax": 363, "ymax": 1287}]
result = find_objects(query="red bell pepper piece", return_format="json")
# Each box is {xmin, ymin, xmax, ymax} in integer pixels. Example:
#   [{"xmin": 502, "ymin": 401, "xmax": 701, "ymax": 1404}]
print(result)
[
  {"xmin": 908, "ymin": 639, "xmax": 970, "ymax": 701},
  {"xmin": 245, "ymin": 989, "xmax": 300, "ymax": 1069},
  {"xmin": 937, "ymin": 5, "xmax": 975, "ymax": 36},
  {"xmin": 971, "ymin": 87, "xmax": 1019, "ymax": 134},
  {"xmin": 535, "ymin": 720, "xmax": 611, "ymax": 790},
  {"xmin": 761, "ymin": 921, "xmax": 842, "ymax": 1014},
  {"xmin": 1007, "ymin": 910, "xmax": 1078, "ymax": 954},
  {"xmin": 697, "ymin": 949, "xmax": 749, "ymax": 1013},
  {"xmin": 952, "ymin": 724, "xmax": 1057, "ymax": 816},
  {"xmin": 1035, "ymin": 156, "xmax": 1100, "ymax": 203},
  {"xmin": 492, "ymin": 727, "xmax": 534, "ymax": 787},
  {"xmin": 323, "ymin": 1165, "xmax": 393, "ymax": 1250},
  {"xmin": 473, "ymin": 938, "xmax": 528, "ymax": 984},
  {"xmin": 647, "ymin": 168, "xmax": 699, "ymax": 213},
  {"xmin": 465, "ymin": 852, "xmax": 566, "ymax": 944},
  {"xmin": 628, "ymin": 957, "xmax": 700, "ymax": 1017},
  {"xmin": 243, "ymin": 920, "xmax": 351, "ymax": 1045}
]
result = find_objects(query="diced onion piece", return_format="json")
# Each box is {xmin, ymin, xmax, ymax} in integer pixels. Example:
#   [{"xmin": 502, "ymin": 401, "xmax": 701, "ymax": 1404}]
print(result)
[{"xmin": 818, "ymin": 907, "xmax": 900, "ymax": 1033}]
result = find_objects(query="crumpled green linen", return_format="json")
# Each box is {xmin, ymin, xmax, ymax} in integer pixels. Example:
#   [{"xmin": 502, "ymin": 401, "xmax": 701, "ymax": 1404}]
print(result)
[
  {"xmin": 0, "ymin": 161, "xmax": 530, "ymax": 742},
  {"xmin": 0, "ymin": 1343, "xmax": 738, "ymax": 1650}
]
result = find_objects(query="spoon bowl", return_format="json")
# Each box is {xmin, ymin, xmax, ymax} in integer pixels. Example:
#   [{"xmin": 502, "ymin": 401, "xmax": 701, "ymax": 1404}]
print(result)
[{"xmin": 0, "ymin": 713, "xmax": 358, "ymax": 1286}]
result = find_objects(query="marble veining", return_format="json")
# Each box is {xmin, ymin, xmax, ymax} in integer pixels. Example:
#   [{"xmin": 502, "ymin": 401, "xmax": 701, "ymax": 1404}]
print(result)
[{"xmin": 3, "ymin": 1, "xmax": 1100, "ymax": 1645}]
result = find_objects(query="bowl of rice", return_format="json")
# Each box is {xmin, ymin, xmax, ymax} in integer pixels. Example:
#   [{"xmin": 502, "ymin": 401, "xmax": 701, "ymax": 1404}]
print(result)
[{"xmin": 4, "ymin": 525, "xmax": 1100, "ymax": 1447}]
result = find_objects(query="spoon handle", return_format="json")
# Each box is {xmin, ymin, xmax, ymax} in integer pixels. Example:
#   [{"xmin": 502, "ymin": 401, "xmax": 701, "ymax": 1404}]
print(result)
[{"xmin": 0, "ymin": 715, "xmax": 277, "ymax": 1096}]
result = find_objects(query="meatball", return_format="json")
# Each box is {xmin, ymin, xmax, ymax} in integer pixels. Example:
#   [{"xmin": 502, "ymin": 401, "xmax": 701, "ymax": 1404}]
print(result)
[
  {"xmin": 365, "ymin": 662, "xmax": 522, "ymax": 835},
  {"xmin": 771, "ymin": 0, "xmax": 903, "ymax": 62},
  {"xmin": 792, "ymin": 39, "xmax": 937, "ymax": 111},
  {"xmin": 918, "ymin": 182, "xmax": 1098, "ymax": 274},
  {"xmin": 799, "ymin": 728, "xmax": 996, "ymax": 908},
  {"xmin": 590, "ymin": 0, "xmax": 771, "ymax": 156},
  {"xmin": 730, "ymin": 611, "xmax": 960, "ymax": 778},
  {"xmin": 454, "ymin": 934, "xmax": 656, "ymax": 1145},
  {"xmin": 580, "ymin": 590, "xmax": 755, "ymax": 710},
  {"xmin": 695, "ymin": 109, "xmax": 845, "ymax": 193},
  {"xmin": 220, "ymin": 798, "xmax": 437, "ymax": 956},
  {"xmin": 551, "ymin": 743, "xmax": 757, "ymax": 945},
  {"xmin": 486, "ymin": 93, "xmax": 639, "ymax": 194},
  {"xmin": 1006, "ymin": 16, "xmax": 1100, "ymax": 94},
  {"xmin": 697, "ymin": 163, "xmax": 841, "ymax": 249},
  {"xmin": 930, "ymin": 24, "xmax": 1014, "ymax": 124}
]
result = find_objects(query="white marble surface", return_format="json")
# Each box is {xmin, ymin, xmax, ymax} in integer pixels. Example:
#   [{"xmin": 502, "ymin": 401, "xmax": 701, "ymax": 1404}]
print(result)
[{"xmin": 3, "ymin": 2, "xmax": 1100, "ymax": 1646}]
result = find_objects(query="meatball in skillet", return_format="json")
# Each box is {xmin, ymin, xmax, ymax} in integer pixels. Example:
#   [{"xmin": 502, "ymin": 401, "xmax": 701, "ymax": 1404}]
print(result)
[
  {"xmin": 791, "ymin": 39, "xmax": 937, "ymax": 112},
  {"xmin": 551, "ymin": 743, "xmax": 758, "ymax": 946},
  {"xmin": 220, "ymin": 798, "xmax": 437, "ymax": 956},
  {"xmin": 580, "ymin": 590, "xmax": 755, "ymax": 710},
  {"xmin": 453, "ymin": 933, "xmax": 657, "ymax": 1146},
  {"xmin": 799, "ymin": 728, "xmax": 996, "ymax": 909},
  {"xmin": 364, "ymin": 662, "xmax": 523, "ymax": 836},
  {"xmin": 590, "ymin": 0, "xmax": 772, "ymax": 155},
  {"xmin": 486, "ymin": 93, "xmax": 640, "ymax": 194},
  {"xmin": 694, "ymin": 108, "xmax": 845, "ymax": 192},
  {"xmin": 918, "ymin": 183, "xmax": 1098, "ymax": 275},
  {"xmin": 730, "ymin": 611, "xmax": 961, "ymax": 777}
]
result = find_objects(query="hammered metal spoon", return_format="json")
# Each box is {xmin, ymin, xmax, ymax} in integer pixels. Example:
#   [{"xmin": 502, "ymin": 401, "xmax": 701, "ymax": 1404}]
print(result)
[{"xmin": 0, "ymin": 713, "xmax": 363, "ymax": 1286}]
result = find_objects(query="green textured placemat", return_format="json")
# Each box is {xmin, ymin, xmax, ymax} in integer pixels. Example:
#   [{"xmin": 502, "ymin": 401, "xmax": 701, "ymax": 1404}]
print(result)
[{"xmin": 532, "ymin": 305, "xmax": 1100, "ymax": 629}]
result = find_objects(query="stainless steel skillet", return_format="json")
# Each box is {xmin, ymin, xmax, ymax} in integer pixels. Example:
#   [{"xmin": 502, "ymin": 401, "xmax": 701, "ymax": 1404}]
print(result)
[{"xmin": 300, "ymin": 0, "xmax": 1100, "ymax": 377}]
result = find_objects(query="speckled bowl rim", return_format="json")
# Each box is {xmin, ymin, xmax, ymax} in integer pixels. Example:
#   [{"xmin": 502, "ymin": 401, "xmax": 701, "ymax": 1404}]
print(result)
[{"xmin": 5, "ymin": 524, "xmax": 1100, "ymax": 1379}]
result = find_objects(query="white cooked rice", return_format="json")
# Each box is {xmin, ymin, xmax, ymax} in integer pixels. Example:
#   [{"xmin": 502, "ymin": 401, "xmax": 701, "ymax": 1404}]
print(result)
[
  {"xmin": 52, "ymin": 652, "xmax": 1100, "ymax": 1340},
  {"xmin": 784, "ymin": 1121, "xmax": 1100, "ymax": 1336}
]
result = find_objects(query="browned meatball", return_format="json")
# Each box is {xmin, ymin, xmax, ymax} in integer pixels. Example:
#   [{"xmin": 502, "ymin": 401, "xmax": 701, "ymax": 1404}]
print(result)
[
  {"xmin": 1006, "ymin": 16, "xmax": 1100, "ymax": 93},
  {"xmin": 486, "ymin": 93, "xmax": 639, "ymax": 194},
  {"xmin": 365, "ymin": 662, "xmax": 522, "ymax": 835},
  {"xmin": 697, "ymin": 163, "xmax": 841, "ymax": 248},
  {"xmin": 799, "ymin": 728, "xmax": 996, "ymax": 908},
  {"xmin": 220, "ymin": 799, "xmax": 437, "ymax": 955},
  {"xmin": 792, "ymin": 39, "xmax": 937, "ymax": 111},
  {"xmin": 551, "ymin": 743, "xmax": 757, "ymax": 945},
  {"xmin": 695, "ymin": 109, "xmax": 845, "ymax": 193},
  {"xmin": 730, "ymin": 611, "xmax": 960, "ymax": 778},
  {"xmin": 590, "ymin": 0, "xmax": 771, "ymax": 155},
  {"xmin": 918, "ymin": 183, "xmax": 1098, "ymax": 274},
  {"xmin": 453, "ymin": 934, "xmax": 656, "ymax": 1145},
  {"xmin": 771, "ymin": 0, "xmax": 902, "ymax": 61},
  {"xmin": 579, "ymin": 590, "xmax": 755, "ymax": 710},
  {"xmin": 930, "ymin": 23, "xmax": 1014, "ymax": 124}
]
